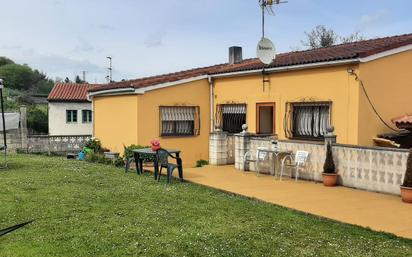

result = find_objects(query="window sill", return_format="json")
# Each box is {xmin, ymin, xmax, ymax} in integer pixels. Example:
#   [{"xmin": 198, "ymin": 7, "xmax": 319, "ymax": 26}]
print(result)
[
  {"xmin": 160, "ymin": 134, "xmax": 198, "ymax": 138},
  {"xmin": 288, "ymin": 136, "xmax": 324, "ymax": 142}
]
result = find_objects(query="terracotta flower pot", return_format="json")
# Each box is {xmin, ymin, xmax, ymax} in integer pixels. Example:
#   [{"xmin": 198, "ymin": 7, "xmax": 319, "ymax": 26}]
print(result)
[
  {"xmin": 322, "ymin": 173, "xmax": 338, "ymax": 187},
  {"xmin": 400, "ymin": 186, "xmax": 412, "ymax": 203}
]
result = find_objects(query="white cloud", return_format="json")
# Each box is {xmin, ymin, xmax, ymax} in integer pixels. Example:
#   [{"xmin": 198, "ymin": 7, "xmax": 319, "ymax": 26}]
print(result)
[
  {"xmin": 359, "ymin": 11, "xmax": 389, "ymax": 28},
  {"xmin": 144, "ymin": 32, "xmax": 166, "ymax": 48},
  {"xmin": 72, "ymin": 38, "xmax": 103, "ymax": 53}
]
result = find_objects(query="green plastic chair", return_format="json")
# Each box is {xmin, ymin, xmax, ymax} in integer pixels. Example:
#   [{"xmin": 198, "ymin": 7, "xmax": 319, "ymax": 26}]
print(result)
[{"xmin": 156, "ymin": 148, "xmax": 183, "ymax": 183}]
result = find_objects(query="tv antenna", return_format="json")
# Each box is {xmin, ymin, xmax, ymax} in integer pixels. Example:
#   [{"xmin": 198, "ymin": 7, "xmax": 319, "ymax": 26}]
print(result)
[
  {"xmin": 106, "ymin": 56, "xmax": 112, "ymax": 83},
  {"xmin": 258, "ymin": 0, "xmax": 287, "ymax": 38}
]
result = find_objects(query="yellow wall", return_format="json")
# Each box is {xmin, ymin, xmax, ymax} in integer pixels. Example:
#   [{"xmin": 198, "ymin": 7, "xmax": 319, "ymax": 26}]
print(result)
[
  {"xmin": 357, "ymin": 50, "xmax": 412, "ymax": 146},
  {"xmin": 93, "ymin": 79, "xmax": 210, "ymax": 167},
  {"xmin": 137, "ymin": 80, "xmax": 210, "ymax": 166},
  {"xmin": 92, "ymin": 50, "xmax": 412, "ymax": 167},
  {"xmin": 94, "ymin": 95, "xmax": 138, "ymax": 153},
  {"xmin": 213, "ymin": 65, "xmax": 360, "ymax": 145}
]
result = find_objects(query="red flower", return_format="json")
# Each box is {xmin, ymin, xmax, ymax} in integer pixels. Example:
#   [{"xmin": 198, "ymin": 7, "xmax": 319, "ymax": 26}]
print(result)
[{"xmin": 150, "ymin": 139, "xmax": 161, "ymax": 151}]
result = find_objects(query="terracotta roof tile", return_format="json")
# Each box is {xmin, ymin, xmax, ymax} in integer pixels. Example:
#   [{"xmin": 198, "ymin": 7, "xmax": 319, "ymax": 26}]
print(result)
[
  {"xmin": 89, "ymin": 33, "xmax": 412, "ymax": 93},
  {"xmin": 48, "ymin": 83, "xmax": 99, "ymax": 102},
  {"xmin": 392, "ymin": 113, "xmax": 412, "ymax": 125}
]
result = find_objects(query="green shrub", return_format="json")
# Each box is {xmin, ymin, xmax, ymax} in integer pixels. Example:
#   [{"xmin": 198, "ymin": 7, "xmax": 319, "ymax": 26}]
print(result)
[
  {"xmin": 85, "ymin": 152, "xmax": 99, "ymax": 163},
  {"xmin": 97, "ymin": 155, "xmax": 112, "ymax": 165},
  {"xmin": 114, "ymin": 157, "xmax": 125, "ymax": 168},
  {"xmin": 323, "ymin": 143, "xmax": 336, "ymax": 174},
  {"xmin": 123, "ymin": 144, "xmax": 155, "ymax": 162},
  {"xmin": 402, "ymin": 148, "xmax": 412, "ymax": 187},
  {"xmin": 196, "ymin": 159, "xmax": 209, "ymax": 167},
  {"xmin": 27, "ymin": 105, "xmax": 48, "ymax": 134},
  {"xmin": 84, "ymin": 138, "xmax": 102, "ymax": 153}
]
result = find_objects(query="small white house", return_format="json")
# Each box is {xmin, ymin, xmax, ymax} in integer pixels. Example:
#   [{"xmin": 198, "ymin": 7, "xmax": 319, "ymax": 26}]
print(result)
[{"xmin": 47, "ymin": 83, "xmax": 98, "ymax": 136}]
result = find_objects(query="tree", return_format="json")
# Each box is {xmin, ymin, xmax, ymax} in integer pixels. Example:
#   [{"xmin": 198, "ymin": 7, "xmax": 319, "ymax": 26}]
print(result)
[
  {"xmin": 0, "ymin": 57, "xmax": 14, "ymax": 67},
  {"xmin": 0, "ymin": 64, "xmax": 34, "ymax": 90},
  {"xmin": 27, "ymin": 105, "xmax": 48, "ymax": 134},
  {"xmin": 323, "ymin": 143, "xmax": 336, "ymax": 174},
  {"xmin": 301, "ymin": 25, "xmax": 366, "ymax": 49},
  {"xmin": 340, "ymin": 31, "xmax": 365, "ymax": 44},
  {"xmin": 301, "ymin": 25, "xmax": 338, "ymax": 49},
  {"xmin": 75, "ymin": 75, "xmax": 85, "ymax": 84},
  {"xmin": 403, "ymin": 149, "xmax": 412, "ymax": 187}
]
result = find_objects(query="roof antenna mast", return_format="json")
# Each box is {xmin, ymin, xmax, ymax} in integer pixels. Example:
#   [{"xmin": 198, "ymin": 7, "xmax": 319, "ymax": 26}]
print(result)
[
  {"xmin": 106, "ymin": 56, "xmax": 112, "ymax": 83},
  {"xmin": 258, "ymin": 0, "xmax": 288, "ymax": 39},
  {"xmin": 257, "ymin": 0, "xmax": 287, "ymax": 91}
]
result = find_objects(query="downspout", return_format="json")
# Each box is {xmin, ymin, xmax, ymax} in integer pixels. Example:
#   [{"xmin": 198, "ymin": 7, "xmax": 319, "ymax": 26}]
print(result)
[{"xmin": 208, "ymin": 75, "xmax": 214, "ymax": 133}]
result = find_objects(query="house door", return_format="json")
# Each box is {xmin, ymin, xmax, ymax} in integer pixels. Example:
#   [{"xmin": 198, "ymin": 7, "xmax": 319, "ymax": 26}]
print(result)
[{"xmin": 256, "ymin": 103, "xmax": 275, "ymax": 134}]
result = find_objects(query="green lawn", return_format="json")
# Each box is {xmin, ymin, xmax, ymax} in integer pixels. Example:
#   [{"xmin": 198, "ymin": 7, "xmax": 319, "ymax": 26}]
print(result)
[{"xmin": 1, "ymin": 154, "xmax": 411, "ymax": 257}]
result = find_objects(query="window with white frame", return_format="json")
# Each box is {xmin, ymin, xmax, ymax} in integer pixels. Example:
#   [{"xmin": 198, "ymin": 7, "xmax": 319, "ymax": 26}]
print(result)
[
  {"xmin": 66, "ymin": 110, "xmax": 78, "ymax": 123},
  {"xmin": 284, "ymin": 102, "xmax": 331, "ymax": 140},
  {"xmin": 160, "ymin": 106, "xmax": 200, "ymax": 136},
  {"xmin": 82, "ymin": 110, "xmax": 92, "ymax": 123}
]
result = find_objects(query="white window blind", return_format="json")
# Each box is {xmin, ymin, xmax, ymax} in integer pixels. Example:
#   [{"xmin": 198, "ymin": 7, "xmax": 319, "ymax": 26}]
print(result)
[
  {"xmin": 216, "ymin": 104, "xmax": 246, "ymax": 133},
  {"xmin": 160, "ymin": 106, "xmax": 200, "ymax": 136}
]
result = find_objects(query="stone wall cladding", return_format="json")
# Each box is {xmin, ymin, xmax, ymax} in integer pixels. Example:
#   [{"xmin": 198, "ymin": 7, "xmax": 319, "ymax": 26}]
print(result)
[
  {"xmin": 209, "ymin": 132, "xmax": 236, "ymax": 166},
  {"xmin": 233, "ymin": 135, "xmax": 408, "ymax": 196},
  {"xmin": 27, "ymin": 135, "xmax": 92, "ymax": 154}
]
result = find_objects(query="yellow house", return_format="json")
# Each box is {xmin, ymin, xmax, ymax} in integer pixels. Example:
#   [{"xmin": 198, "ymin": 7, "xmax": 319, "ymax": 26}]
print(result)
[{"xmin": 89, "ymin": 33, "xmax": 412, "ymax": 166}]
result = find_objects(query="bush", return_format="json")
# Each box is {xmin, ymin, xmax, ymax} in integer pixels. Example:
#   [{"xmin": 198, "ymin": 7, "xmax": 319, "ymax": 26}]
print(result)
[
  {"xmin": 123, "ymin": 144, "xmax": 155, "ymax": 162},
  {"xmin": 402, "ymin": 149, "xmax": 412, "ymax": 187},
  {"xmin": 323, "ymin": 143, "xmax": 336, "ymax": 174},
  {"xmin": 97, "ymin": 155, "xmax": 112, "ymax": 165},
  {"xmin": 114, "ymin": 157, "xmax": 125, "ymax": 168},
  {"xmin": 27, "ymin": 105, "xmax": 48, "ymax": 134},
  {"xmin": 84, "ymin": 138, "xmax": 102, "ymax": 153},
  {"xmin": 196, "ymin": 159, "xmax": 209, "ymax": 167},
  {"xmin": 85, "ymin": 152, "xmax": 99, "ymax": 163},
  {"xmin": 85, "ymin": 152, "xmax": 113, "ymax": 165}
]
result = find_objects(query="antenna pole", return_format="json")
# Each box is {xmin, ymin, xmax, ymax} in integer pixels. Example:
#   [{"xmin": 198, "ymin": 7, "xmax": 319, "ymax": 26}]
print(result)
[
  {"xmin": 0, "ymin": 80, "xmax": 7, "ymax": 168},
  {"xmin": 82, "ymin": 71, "xmax": 86, "ymax": 82},
  {"xmin": 261, "ymin": 2, "xmax": 265, "ymax": 38},
  {"xmin": 107, "ymin": 56, "xmax": 112, "ymax": 83}
]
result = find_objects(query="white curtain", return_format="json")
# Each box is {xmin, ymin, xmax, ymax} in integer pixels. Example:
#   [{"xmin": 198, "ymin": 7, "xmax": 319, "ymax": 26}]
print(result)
[
  {"xmin": 293, "ymin": 104, "xmax": 329, "ymax": 138},
  {"xmin": 0, "ymin": 113, "xmax": 20, "ymax": 131}
]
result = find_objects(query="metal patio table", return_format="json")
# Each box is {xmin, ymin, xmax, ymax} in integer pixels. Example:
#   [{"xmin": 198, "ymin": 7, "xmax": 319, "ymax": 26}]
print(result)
[
  {"xmin": 132, "ymin": 148, "xmax": 181, "ymax": 180},
  {"xmin": 256, "ymin": 148, "xmax": 292, "ymax": 177}
]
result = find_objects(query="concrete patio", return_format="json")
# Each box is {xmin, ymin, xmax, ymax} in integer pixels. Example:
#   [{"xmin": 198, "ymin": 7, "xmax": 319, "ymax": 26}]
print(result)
[{"xmin": 182, "ymin": 165, "xmax": 412, "ymax": 239}]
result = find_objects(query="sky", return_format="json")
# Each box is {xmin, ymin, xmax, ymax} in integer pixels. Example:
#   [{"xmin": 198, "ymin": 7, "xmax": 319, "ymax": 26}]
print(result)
[{"xmin": 0, "ymin": 0, "xmax": 411, "ymax": 83}]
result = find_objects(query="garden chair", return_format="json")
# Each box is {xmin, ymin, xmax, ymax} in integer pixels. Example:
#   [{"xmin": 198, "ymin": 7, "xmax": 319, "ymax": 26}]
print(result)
[
  {"xmin": 279, "ymin": 150, "xmax": 309, "ymax": 181},
  {"xmin": 156, "ymin": 148, "xmax": 183, "ymax": 183},
  {"xmin": 125, "ymin": 157, "xmax": 135, "ymax": 173},
  {"xmin": 243, "ymin": 147, "xmax": 268, "ymax": 175}
]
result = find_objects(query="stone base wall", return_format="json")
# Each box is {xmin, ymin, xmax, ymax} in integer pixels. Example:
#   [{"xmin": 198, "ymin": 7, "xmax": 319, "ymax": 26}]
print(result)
[
  {"xmin": 235, "ymin": 135, "xmax": 408, "ymax": 195},
  {"xmin": 27, "ymin": 135, "xmax": 92, "ymax": 154},
  {"xmin": 209, "ymin": 132, "xmax": 236, "ymax": 166}
]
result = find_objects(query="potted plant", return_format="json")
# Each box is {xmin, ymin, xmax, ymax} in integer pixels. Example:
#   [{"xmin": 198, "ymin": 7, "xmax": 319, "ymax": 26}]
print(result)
[
  {"xmin": 400, "ymin": 149, "xmax": 412, "ymax": 203},
  {"xmin": 322, "ymin": 143, "xmax": 338, "ymax": 187}
]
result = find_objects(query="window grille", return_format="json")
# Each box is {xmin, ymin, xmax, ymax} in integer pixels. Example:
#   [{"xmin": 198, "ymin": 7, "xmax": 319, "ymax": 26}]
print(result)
[
  {"xmin": 66, "ymin": 110, "xmax": 77, "ymax": 123},
  {"xmin": 82, "ymin": 110, "xmax": 92, "ymax": 123},
  {"xmin": 160, "ymin": 106, "xmax": 200, "ymax": 136},
  {"xmin": 216, "ymin": 104, "xmax": 246, "ymax": 134},
  {"xmin": 284, "ymin": 102, "xmax": 331, "ymax": 140}
]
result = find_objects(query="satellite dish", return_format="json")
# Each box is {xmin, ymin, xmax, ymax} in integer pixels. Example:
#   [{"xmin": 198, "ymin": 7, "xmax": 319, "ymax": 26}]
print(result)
[{"xmin": 256, "ymin": 37, "xmax": 276, "ymax": 65}]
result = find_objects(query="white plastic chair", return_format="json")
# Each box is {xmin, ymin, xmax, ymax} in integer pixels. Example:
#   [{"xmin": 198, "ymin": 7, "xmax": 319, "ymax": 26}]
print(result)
[
  {"xmin": 243, "ymin": 147, "xmax": 268, "ymax": 175},
  {"xmin": 280, "ymin": 150, "xmax": 309, "ymax": 181}
]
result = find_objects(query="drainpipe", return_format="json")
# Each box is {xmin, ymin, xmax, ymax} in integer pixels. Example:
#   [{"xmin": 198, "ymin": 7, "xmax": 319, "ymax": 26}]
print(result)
[{"xmin": 208, "ymin": 75, "xmax": 214, "ymax": 133}]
